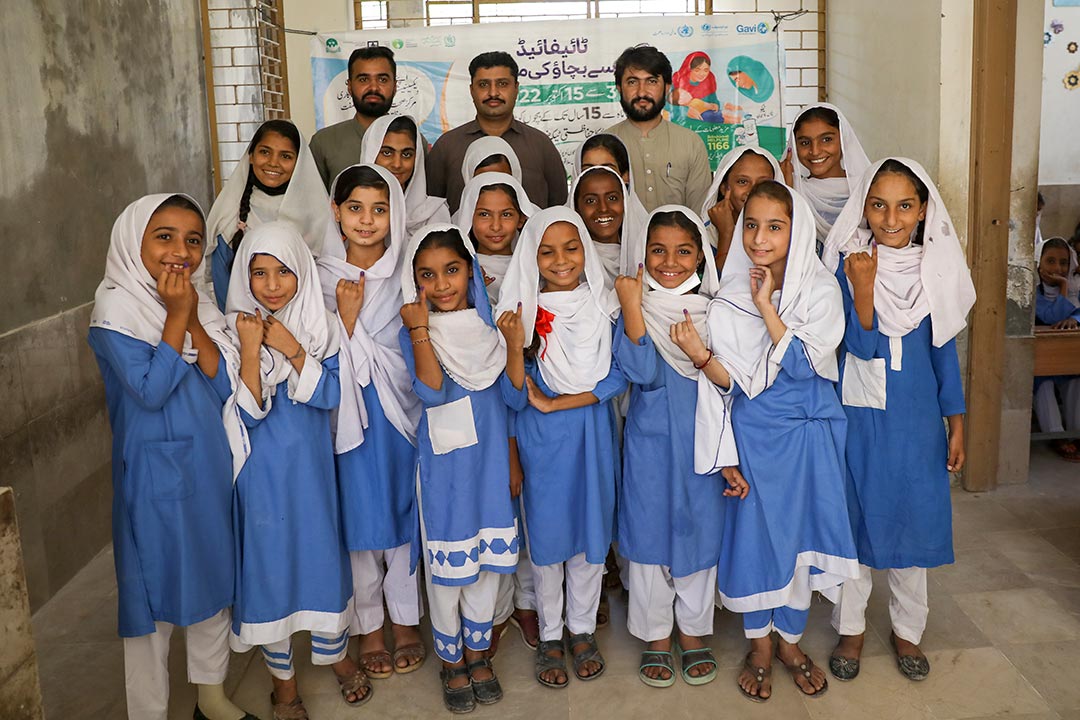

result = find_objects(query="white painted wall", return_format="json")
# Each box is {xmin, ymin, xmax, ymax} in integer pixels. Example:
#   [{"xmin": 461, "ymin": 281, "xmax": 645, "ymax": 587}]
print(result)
[
  {"xmin": 1039, "ymin": 0, "xmax": 1080, "ymax": 186},
  {"xmin": 825, "ymin": 0, "xmax": 943, "ymax": 175}
]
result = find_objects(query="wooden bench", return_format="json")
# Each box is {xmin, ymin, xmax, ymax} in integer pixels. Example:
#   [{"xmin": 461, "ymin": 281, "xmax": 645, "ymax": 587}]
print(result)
[{"xmin": 1031, "ymin": 328, "xmax": 1080, "ymax": 441}]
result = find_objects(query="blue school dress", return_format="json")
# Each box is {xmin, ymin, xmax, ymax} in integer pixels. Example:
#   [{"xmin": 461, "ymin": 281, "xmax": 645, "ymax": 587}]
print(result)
[
  {"xmin": 232, "ymin": 355, "xmax": 352, "ymax": 635},
  {"xmin": 514, "ymin": 336, "xmax": 626, "ymax": 568},
  {"xmin": 715, "ymin": 335, "xmax": 857, "ymax": 609},
  {"xmin": 836, "ymin": 264, "xmax": 965, "ymax": 570},
  {"xmin": 400, "ymin": 328, "xmax": 522, "ymax": 587},
  {"xmin": 89, "ymin": 329, "xmax": 235, "ymax": 638},
  {"xmin": 335, "ymin": 381, "xmax": 418, "ymax": 551},
  {"xmin": 1036, "ymin": 287, "xmax": 1080, "ymax": 326},
  {"xmin": 613, "ymin": 318, "xmax": 726, "ymax": 577},
  {"xmin": 211, "ymin": 240, "xmax": 235, "ymax": 313}
]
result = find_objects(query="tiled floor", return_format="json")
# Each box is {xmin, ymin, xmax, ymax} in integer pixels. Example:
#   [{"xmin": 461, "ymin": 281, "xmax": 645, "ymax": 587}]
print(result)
[{"xmin": 32, "ymin": 443, "xmax": 1080, "ymax": 720}]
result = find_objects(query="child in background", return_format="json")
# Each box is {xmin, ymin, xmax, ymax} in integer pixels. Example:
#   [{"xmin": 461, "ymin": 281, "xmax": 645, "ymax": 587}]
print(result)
[
  {"xmin": 360, "ymin": 115, "xmax": 452, "ymax": 238},
  {"xmin": 569, "ymin": 165, "xmax": 649, "ymax": 287},
  {"xmin": 700, "ymin": 146, "xmax": 784, "ymax": 267},
  {"xmin": 461, "ymin": 136, "xmax": 524, "ymax": 186},
  {"xmin": 399, "ymin": 224, "xmax": 522, "ymax": 713},
  {"xmin": 317, "ymin": 165, "xmax": 427, "ymax": 678},
  {"xmin": 822, "ymin": 158, "xmax": 974, "ymax": 681},
  {"xmin": 781, "ymin": 103, "xmax": 871, "ymax": 252},
  {"xmin": 674, "ymin": 181, "xmax": 859, "ymax": 701},
  {"xmin": 497, "ymin": 207, "xmax": 626, "ymax": 688},
  {"xmin": 203, "ymin": 120, "xmax": 333, "ymax": 310},
  {"xmin": 614, "ymin": 206, "xmax": 745, "ymax": 688},
  {"xmin": 1033, "ymin": 237, "xmax": 1080, "ymax": 461},
  {"xmin": 89, "ymin": 195, "xmax": 258, "ymax": 720},
  {"xmin": 225, "ymin": 223, "xmax": 361, "ymax": 717}
]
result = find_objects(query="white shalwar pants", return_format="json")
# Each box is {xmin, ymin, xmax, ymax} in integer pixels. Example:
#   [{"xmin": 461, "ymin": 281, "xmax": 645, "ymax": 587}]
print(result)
[
  {"xmin": 259, "ymin": 629, "xmax": 350, "ymax": 681},
  {"xmin": 831, "ymin": 564, "xmax": 929, "ymax": 645},
  {"xmin": 426, "ymin": 572, "xmax": 500, "ymax": 663},
  {"xmin": 627, "ymin": 563, "xmax": 716, "ymax": 642},
  {"xmin": 349, "ymin": 545, "xmax": 422, "ymax": 635},
  {"xmin": 1034, "ymin": 378, "xmax": 1080, "ymax": 433},
  {"xmin": 123, "ymin": 609, "xmax": 231, "ymax": 720},
  {"xmin": 494, "ymin": 543, "xmax": 537, "ymax": 624},
  {"xmin": 531, "ymin": 552, "xmax": 605, "ymax": 642}
]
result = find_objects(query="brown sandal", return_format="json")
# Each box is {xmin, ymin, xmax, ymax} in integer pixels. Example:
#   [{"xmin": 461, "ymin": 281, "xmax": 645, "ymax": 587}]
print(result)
[
  {"xmin": 357, "ymin": 649, "xmax": 393, "ymax": 679},
  {"xmin": 392, "ymin": 641, "xmax": 427, "ymax": 674},
  {"xmin": 738, "ymin": 652, "xmax": 771, "ymax": 702},
  {"xmin": 777, "ymin": 650, "xmax": 828, "ymax": 697},
  {"xmin": 334, "ymin": 667, "xmax": 373, "ymax": 706},
  {"xmin": 270, "ymin": 692, "xmax": 309, "ymax": 720}
]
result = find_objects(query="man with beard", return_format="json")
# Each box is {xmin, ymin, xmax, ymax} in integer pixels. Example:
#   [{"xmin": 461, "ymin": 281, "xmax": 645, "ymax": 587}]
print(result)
[
  {"xmin": 427, "ymin": 51, "xmax": 568, "ymax": 213},
  {"xmin": 605, "ymin": 45, "xmax": 712, "ymax": 213},
  {"xmin": 310, "ymin": 46, "xmax": 397, "ymax": 189}
]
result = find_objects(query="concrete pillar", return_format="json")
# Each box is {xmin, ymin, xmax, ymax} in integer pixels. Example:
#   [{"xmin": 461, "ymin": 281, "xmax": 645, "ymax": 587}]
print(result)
[{"xmin": 0, "ymin": 488, "xmax": 45, "ymax": 720}]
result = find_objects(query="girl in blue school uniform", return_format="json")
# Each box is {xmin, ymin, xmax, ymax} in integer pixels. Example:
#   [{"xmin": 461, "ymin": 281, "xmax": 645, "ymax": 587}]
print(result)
[
  {"xmin": 202, "ymin": 119, "xmax": 333, "ymax": 310},
  {"xmin": 454, "ymin": 173, "xmax": 544, "ymax": 653},
  {"xmin": 223, "ymin": 222, "xmax": 364, "ymax": 718},
  {"xmin": 613, "ymin": 205, "xmax": 747, "ymax": 689},
  {"xmin": 316, "ymin": 165, "xmax": 427, "ymax": 679},
  {"xmin": 1032, "ymin": 237, "xmax": 1080, "ymax": 460},
  {"xmin": 496, "ymin": 206, "xmax": 626, "ymax": 689},
  {"xmin": 398, "ymin": 224, "xmax": 523, "ymax": 713},
  {"xmin": 821, "ymin": 158, "xmax": 974, "ymax": 682},
  {"xmin": 88, "ymin": 194, "xmax": 258, "ymax": 720},
  {"xmin": 673, "ymin": 180, "xmax": 859, "ymax": 701}
]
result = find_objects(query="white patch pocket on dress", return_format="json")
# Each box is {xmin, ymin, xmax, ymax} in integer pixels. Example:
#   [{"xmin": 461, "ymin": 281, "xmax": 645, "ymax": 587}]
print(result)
[
  {"xmin": 426, "ymin": 396, "xmax": 479, "ymax": 455},
  {"xmin": 841, "ymin": 353, "xmax": 887, "ymax": 410}
]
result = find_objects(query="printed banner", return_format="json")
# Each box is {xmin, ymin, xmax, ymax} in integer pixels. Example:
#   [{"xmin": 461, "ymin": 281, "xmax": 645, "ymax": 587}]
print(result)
[{"xmin": 311, "ymin": 15, "xmax": 785, "ymax": 173}]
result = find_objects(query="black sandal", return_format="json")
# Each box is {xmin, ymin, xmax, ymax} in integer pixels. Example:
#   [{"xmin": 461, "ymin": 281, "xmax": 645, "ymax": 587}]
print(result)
[
  {"xmin": 890, "ymin": 632, "xmax": 930, "ymax": 681},
  {"xmin": 439, "ymin": 665, "xmax": 476, "ymax": 714},
  {"xmin": 466, "ymin": 657, "xmax": 503, "ymax": 704},
  {"xmin": 535, "ymin": 639, "xmax": 569, "ymax": 688},
  {"xmin": 569, "ymin": 632, "xmax": 606, "ymax": 681}
]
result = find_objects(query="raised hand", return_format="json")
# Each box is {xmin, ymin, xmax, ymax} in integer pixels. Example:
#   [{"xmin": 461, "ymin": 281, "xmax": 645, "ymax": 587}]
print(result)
[
  {"xmin": 236, "ymin": 308, "xmax": 265, "ymax": 353},
  {"xmin": 614, "ymin": 263, "xmax": 645, "ymax": 313},
  {"xmin": 707, "ymin": 193, "xmax": 736, "ymax": 246},
  {"xmin": 721, "ymin": 466, "xmax": 750, "ymax": 499},
  {"xmin": 336, "ymin": 275, "xmax": 365, "ymax": 336},
  {"xmin": 748, "ymin": 265, "xmax": 776, "ymax": 309},
  {"xmin": 496, "ymin": 302, "xmax": 525, "ymax": 348},
  {"xmin": 262, "ymin": 315, "xmax": 301, "ymax": 357},
  {"xmin": 779, "ymin": 148, "xmax": 794, "ymax": 186},
  {"xmin": 844, "ymin": 245, "xmax": 878, "ymax": 290},
  {"xmin": 159, "ymin": 266, "xmax": 196, "ymax": 319},
  {"xmin": 400, "ymin": 286, "xmax": 430, "ymax": 331},
  {"xmin": 670, "ymin": 309, "xmax": 709, "ymax": 366}
]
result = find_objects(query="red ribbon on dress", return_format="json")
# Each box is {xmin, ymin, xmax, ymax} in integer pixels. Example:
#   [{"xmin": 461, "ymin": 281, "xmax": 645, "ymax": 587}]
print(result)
[{"xmin": 534, "ymin": 307, "xmax": 555, "ymax": 360}]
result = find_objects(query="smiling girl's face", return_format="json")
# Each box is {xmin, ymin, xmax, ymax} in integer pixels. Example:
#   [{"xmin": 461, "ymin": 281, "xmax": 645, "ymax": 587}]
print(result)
[
  {"xmin": 720, "ymin": 152, "xmax": 776, "ymax": 215},
  {"xmin": 250, "ymin": 131, "xmax": 298, "ymax": 188},
  {"xmin": 863, "ymin": 172, "xmax": 927, "ymax": 249},
  {"xmin": 139, "ymin": 206, "xmax": 205, "ymax": 281},
  {"xmin": 472, "ymin": 187, "xmax": 523, "ymax": 256},
  {"xmin": 334, "ymin": 185, "xmax": 391, "ymax": 253},
  {"xmin": 414, "ymin": 246, "xmax": 470, "ymax": 312},
  {"xmin": 794, "ymin": 117, "xmax": 844, "ymax": 180},
  {"xmin": 248, "ymin": 253, "xmax": 298, "ymax": 311},
  {"xmin": 537, "ymin": 221, "xmax": 585, "ymax": 293},
  {"xmin": 576, "ymin": 172, "xmax": 625, "ymax": 245},
  {"xmin": 742, "ymin": 194, "xmax": 791, "ymax": 272},
  {"xmin": 646, "ymin": 224, "xmax": 703, "ymax": 291}
]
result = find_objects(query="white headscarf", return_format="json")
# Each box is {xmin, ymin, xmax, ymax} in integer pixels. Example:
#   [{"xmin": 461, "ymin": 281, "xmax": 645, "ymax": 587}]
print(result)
[
  {"xmin": 700, "ymin": 146, "xmax": 785, "ymax": 248},
  {"xmin": 360, "ymin": 114, "xmax": 451, "ymax": 239},
  {"xmin": 452, "ymin": 173, "xmax": 541, "ymax": 303},
  {"xmin": 635, "ymin": 206, "xmax": 736, "ymax": 473},
  {"xmin": 318, "ymin": 164, "xmax": 421, "ymax": 451},
  {"xmin": 91, "ymin": 194, "xmax": 237, "ymax": 370},
  {"xmin": 786, "ymin": 103, "xmax": 871, "ymax": 242},
  {"xmin": 399, "ymin": 223, "xmax": 507, "ymax": 391},
  {"xmin": 496, "ymin": 207, "xmax": 619, "ymax": 395},
  {"xmin": 708, "ymin": 184, "xmax": 844, "ymax": 399},
  {"xmin": 823, "ymin": 158, "xmax": 976, "ymax": 347},
  {"xmin": 1036, "ymin": 236, "xmax": 1080, "ymax": 305},
  {"xmin": 202, "ymin": 120, "xmax": 335, "ymax": 299},
  {"xmin": 460, "ymin": 136, "xmax": 524, "ymax": 185},
  {"xmin": 567, "ymin": 165, "xmax": 649, "ymax": 284}
]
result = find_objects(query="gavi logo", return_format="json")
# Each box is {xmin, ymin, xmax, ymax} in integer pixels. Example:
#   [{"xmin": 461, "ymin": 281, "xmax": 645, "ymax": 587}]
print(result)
[{"xmin": 736, "ymin": 22, "xmax": 769, "ymax": 35}]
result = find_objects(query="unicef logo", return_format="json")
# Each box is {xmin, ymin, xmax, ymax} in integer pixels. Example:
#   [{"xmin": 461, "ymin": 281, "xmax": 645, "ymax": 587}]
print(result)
[{"xmin": 677, "ymin": 24, "xmax": 693, "ymax": 38}]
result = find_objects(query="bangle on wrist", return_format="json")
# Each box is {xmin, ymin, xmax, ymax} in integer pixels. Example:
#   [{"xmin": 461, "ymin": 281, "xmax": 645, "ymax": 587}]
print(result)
[
  {"xmin": 412, "ymin": 337, "xmax": 430, "ymax": 346},
  {"xmin": 408, "ymin": 324, "xmax": 429, "ymax": 332},
  {"xmin": 693, "ymin": 350, "xmax": 714, "ymax": 371},
  {"xmin": 288, "ymin": 344, "xmax": 304, "ymax": 361}
]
